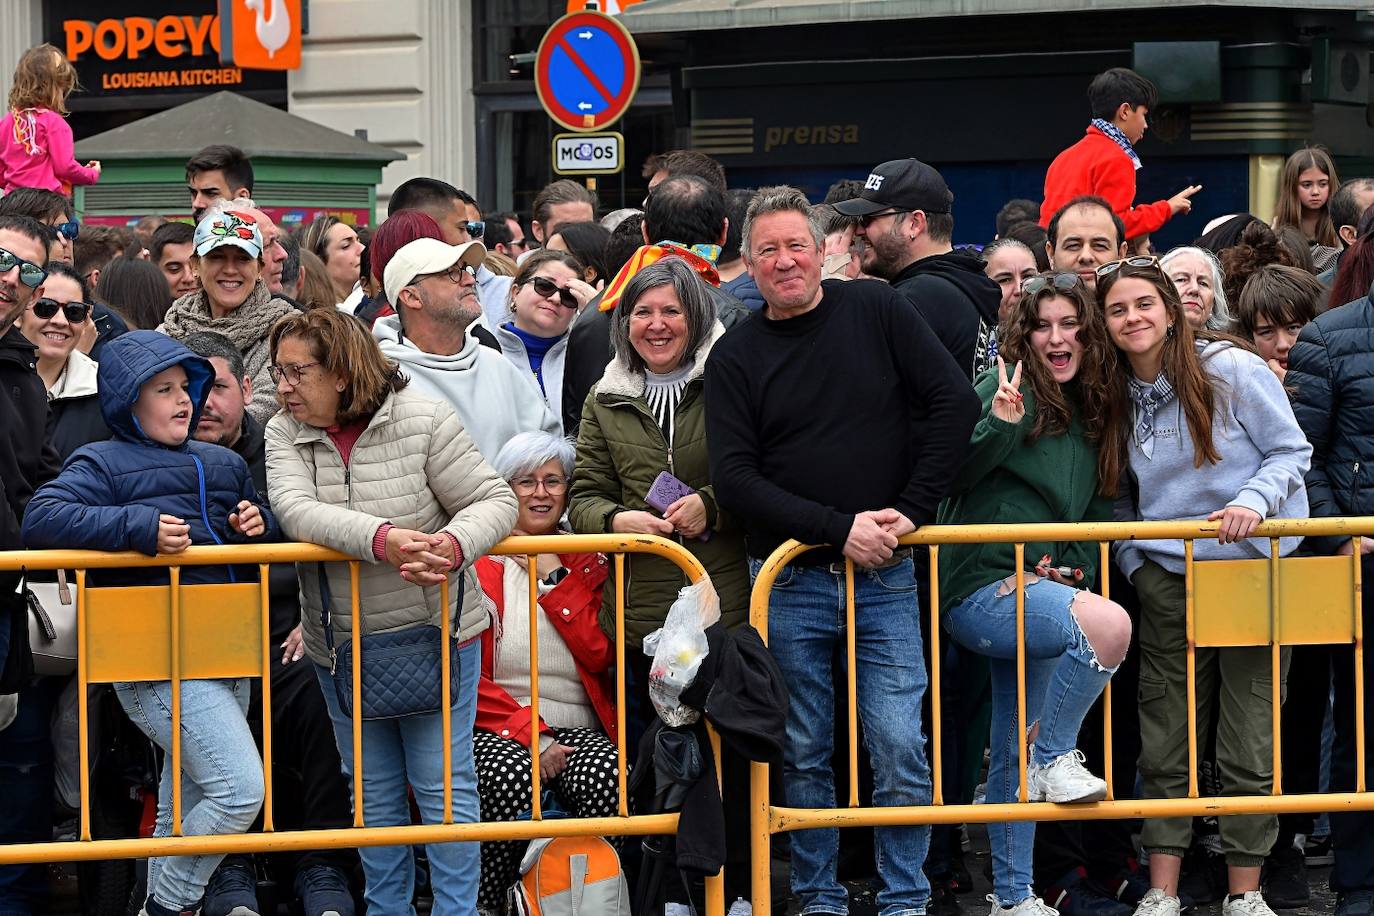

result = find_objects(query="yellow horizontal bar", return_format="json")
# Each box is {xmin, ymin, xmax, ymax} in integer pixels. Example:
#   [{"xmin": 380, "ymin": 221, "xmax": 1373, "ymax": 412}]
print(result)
[
  {"xmin": 893, "ymin": 517, "xmax": 1374, "ymax": 545},
  {"xmin": 0, "ymin": 533, "xmax": 709, "ymax": 575},
  {"xmin": 767, "ymin": 792, "xmax": 1374, "ymax": 833},
  {"xmin": 0, "ymin": 813, "xmax": 683, "ymax": 866}
]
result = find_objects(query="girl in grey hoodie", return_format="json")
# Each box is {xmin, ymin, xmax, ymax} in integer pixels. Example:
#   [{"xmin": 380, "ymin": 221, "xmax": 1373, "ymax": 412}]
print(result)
[{"xmin": 1096, "ymin": 257, "xmax": 1311, "ymax": 916}]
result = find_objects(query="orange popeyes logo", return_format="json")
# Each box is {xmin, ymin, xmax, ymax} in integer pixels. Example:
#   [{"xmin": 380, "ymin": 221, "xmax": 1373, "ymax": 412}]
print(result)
[{"xmin": 223, "ymin": 0, "xmax": 301, "ymax": 71}]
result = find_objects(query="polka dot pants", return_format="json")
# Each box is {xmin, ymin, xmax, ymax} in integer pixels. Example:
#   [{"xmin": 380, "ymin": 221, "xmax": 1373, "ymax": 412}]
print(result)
[{"xmin": 473, "ymin": 726, "xmax": 621, "ymax": 908}]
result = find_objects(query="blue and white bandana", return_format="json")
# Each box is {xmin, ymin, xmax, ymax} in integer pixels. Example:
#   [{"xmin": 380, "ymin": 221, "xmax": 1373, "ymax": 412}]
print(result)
[
  {"xmin": 1092, "ymin": 118, "xmax": 1142, "ymax": 172},
  {"xmin": 1128, "ymin": 375, "xmax": 1175, "ymax": 460}
]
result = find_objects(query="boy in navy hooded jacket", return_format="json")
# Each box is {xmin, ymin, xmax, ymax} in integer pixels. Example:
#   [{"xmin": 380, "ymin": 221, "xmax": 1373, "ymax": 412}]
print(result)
[{"xmin": 23, "ymin": 330, "xmax": 277, "ymax": 916}]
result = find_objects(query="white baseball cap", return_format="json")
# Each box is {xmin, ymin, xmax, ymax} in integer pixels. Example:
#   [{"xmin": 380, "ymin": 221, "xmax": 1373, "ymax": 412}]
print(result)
[{"xmin": 383, "ymin": 238, "xmax": 487, "ymax": 305}]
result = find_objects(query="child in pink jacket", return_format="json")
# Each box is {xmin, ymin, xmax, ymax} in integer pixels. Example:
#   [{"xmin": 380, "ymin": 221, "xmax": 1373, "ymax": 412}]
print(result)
[{"xmin": 1, "ymin": 44, "xmax": 100, "ymax": 196}]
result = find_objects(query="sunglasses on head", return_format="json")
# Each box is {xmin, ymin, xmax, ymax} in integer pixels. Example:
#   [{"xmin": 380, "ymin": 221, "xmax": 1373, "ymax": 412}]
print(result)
[
  {"xmin": 464, "ymin": 220, "xmax": 485, "ymax": 239},
  {"xmin": 54, "ymin": 220, "xmax": 79, "ymax": 241},
  {"xmin": 32, "ymin": 298, "xmax": 91, "ymax": 323},
  {"xmin": 530, "ymin": 275, "xmax": 578, "ymax": 309},
  {"xmin": 1095, "ymin": 255, "xmax": 1161, "ymax": 279},
  {"xmin": 1021, "ymin": 272, "xmax": 1083, "ymax": 295},
  {"xmin": 0, "ymin": 246, "xmax": 48, "ymax": 289}
]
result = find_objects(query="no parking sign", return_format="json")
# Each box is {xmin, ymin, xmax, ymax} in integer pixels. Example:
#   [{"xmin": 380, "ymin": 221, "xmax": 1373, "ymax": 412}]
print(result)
[{"xmin": 534, "ymin": 10, "xmax": 641, "ymax": 133}]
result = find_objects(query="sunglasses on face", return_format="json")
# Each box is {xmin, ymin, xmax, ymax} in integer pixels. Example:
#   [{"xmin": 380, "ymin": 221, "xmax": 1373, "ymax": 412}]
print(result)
[
  {"xmin": 857, "ymin": 208, "xmax": 909, "ymax": 229},
  {"xmin": 32, "ymin": 298, "xmax": 91, "ymax": 323},
  {"xmin": 1095, "ymin": 255, "xmax": 1161, "ymax": 279},
  {"xmin": 54, "ymin": 220, "xmax": 79, "ymax": 241},
  {"xmin": 0, "ymin": 247, "xmax": 48, "ymax": 289},
  {"xmin": 464, "ymin": 220, "xmax": 485, "ymax": 239},
  {"xmin": 1021, "ymin": 272, "xmax": 1083, "ymax": 295},
  {"xmin": 530, "ymin": 275, "xmax": 578, "ymax": 309}
]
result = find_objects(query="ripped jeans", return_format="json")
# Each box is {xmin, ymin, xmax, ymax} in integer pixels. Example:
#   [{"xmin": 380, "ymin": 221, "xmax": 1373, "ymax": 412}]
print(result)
[{"xmin": 944, "ymin": 577, "xmax": 1117, "ymax": 905}]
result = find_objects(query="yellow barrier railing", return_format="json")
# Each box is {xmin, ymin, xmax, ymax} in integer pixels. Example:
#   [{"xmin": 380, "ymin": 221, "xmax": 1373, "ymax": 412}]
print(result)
[
  {"xmin": 748, "ymin": 517, "xmax": 1374, "ymax": 915},
  {"xmin": 0, "ymin": 535, "xmax": 724, "ymax": 916}
]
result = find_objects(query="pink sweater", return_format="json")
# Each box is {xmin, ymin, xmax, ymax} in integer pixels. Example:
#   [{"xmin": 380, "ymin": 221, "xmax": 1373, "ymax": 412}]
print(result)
[{"xmin": 0, "ymin": 107, "xmax": 99, "ymax": 194}]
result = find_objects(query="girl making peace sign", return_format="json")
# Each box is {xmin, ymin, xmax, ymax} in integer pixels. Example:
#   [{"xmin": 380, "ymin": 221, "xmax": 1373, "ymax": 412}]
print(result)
[{"xmin": 938, "ymin": 273, "xmax": 1133, "ymax": 916}]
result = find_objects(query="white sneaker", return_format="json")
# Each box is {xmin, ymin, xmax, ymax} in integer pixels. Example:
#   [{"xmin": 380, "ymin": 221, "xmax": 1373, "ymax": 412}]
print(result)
[
  {"xmin": 665, "ymin": 904, "xmax": 693, "ymax": 916},
  {"xmin": 988, "ymin": 893, "xmax": 1060, "ymax": 916},
  {"xmin": 1132, "ymin": 888, "xmax": 1181, "ymax": 916},
  {"xmin": 1028, "ymin": 749, "xmax": 1108, "ymax": 803},
  {"xmin": 1222, "ymin": 891, "xmax": 1279, "ymax": 916},
  {"xmin": 727, "ymin": 898, "xmax": 753, "ymax": 916}
]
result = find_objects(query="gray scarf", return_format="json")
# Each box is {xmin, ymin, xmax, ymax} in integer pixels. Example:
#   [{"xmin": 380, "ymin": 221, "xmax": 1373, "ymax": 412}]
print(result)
[
  {"xmin": 159, "ymin": 280, "xmax": 296, "ymax": 351},
  {"xmin": 1128, "ymin": 375, "xmax": 1175, "ymax": 460}
]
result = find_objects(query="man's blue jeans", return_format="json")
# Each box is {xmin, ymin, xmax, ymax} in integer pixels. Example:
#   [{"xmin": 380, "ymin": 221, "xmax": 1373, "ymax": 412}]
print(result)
[
  {"xmin": 314, "ymin": 638, "xmax": 482, "ymax": 916},
  {"xmin": 114, "ymin": 677, "xmax": 265, "ymax": 910},
  {"xmin": 750, "ymin": 555, "xmax": 932, "ymax": 916},
  {"xmin": 945, "ymin": 577, "xmax": 1116, "ymax": 906}
]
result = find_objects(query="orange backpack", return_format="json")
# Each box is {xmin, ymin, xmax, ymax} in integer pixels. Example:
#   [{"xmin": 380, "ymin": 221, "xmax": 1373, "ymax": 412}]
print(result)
[{"xmin": 509, "ymin": 834, "xmax": 630, "ymax": 916}]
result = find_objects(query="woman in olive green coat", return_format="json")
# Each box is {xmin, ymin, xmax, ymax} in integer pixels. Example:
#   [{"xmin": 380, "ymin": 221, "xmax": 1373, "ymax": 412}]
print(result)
[{"xmin": 569, "ymin": 257, "xmax": 749, "ymax": 652}]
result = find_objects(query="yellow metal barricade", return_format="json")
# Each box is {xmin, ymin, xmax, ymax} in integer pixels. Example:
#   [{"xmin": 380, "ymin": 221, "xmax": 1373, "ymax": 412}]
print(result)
[
  {"xmin": 749, "ymin": 517, "xmax": 1374, "ymax": 915},
  {"xmin": 0, "ymin": 535, "xmax": 725, "ymax": 916}
]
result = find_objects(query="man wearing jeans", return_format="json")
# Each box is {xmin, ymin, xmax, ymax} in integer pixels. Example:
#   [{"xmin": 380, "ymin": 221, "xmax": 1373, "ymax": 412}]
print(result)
[{"xmin": 706, "ymin": 186, "xmax": 978, "ymax": 916}]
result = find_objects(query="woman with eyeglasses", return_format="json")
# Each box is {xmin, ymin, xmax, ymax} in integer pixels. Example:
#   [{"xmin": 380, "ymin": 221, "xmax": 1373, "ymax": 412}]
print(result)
[
  {"xmin": 471, "ymin": 431, "xmax": 620, "ymax": 910},
  {"xmin": 17, "ymin": 261, "xmax": 109, "ymax": 457},
  {"xmin": 263, "ymin": 306, "xmax": 517, "ymax": 915},
  {"xmin": 938, "ymin": 272, "xmax": 1132, "ymax": 916},
  {"xmin": 1096, "ymin": 256, "xmax": 1311, "ymax": 916},
  {"xmin": 495, "ymin": 249, "xmax": 597, "ymax": 433},
  {"xmin": 158, "ymin": 206, "xmax": 297, "ymax": 423}
]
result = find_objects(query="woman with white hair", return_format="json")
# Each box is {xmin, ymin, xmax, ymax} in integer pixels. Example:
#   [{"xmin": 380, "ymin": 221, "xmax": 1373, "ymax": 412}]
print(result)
[
  {"xmin": 1161, "ymin": 245, "xmax": 1232, "ymax": 331},
  {"xmin": 472, "ymin": 431, "xmax": 619, "ymax": 910}
]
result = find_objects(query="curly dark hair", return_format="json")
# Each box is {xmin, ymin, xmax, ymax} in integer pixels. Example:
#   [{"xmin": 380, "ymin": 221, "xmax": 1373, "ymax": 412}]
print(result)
[{"xmin": 1217, "ymin": 221, "xmax": 1296, "ymax": 306}]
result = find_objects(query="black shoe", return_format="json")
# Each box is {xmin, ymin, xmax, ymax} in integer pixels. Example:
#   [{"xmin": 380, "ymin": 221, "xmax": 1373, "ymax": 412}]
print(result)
[
  {"xmin": 1178, "ymin": 843, "xmax": 1227, "ymax": 906},
  {"xmin": 1096, "ymin": 860, "xmax": 1196, "ymax": 912},
  {"xmin": 296, "ymin": 865, "xmax": 355, "ymax": 916},
  {"xmin": 1336, "ymin": 890, "xmax": 1374, "ymax": 916},
  {"xmin": 203, "ymin": 862, "xmax": 260, "ymax": 916},
  {"xmin": 1044, "ymin": 868, "xmax": 1132, "ymax": 916},
  {"xmin": 949, "ymin": 844, "xmax": 975, "ymax": 895},
  {"xmin": 1303, "ymin": 834, "xmax": 1334, "ymax": 867},
  {"xmin": 930, "ymin": 878, "xmax": 963, "ymax": 916},
  {"xmin": 1263, "ymin": 845, "xmax": 1309, "ymax": 910}
]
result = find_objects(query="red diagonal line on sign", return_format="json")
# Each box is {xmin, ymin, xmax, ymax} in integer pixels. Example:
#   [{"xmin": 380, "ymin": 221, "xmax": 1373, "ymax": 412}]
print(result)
[{"xmin": 556, "ymin": 36, "xmax": 617, "ymax": 107}]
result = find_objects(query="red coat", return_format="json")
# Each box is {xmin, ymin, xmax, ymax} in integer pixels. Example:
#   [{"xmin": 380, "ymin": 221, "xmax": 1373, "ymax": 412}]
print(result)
[
  {"xmin": 475, "ymin": 552, "xmax": 617, "ymax": 744},
  {"xmin": 1039, "ymin": 126, "xmax": 1173, "ymax": 240}
]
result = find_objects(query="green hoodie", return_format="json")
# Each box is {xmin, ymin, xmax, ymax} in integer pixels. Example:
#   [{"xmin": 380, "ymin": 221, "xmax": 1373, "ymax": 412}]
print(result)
[{"xmin": 936, "ymin": 370, "xmax": 1112, "ymax": 614}]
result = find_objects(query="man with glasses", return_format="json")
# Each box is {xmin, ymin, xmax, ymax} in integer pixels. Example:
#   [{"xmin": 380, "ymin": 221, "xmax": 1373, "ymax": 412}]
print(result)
[
  {"xmin": 0, "ymin": 215, "xmax": 63, "ymax": 913},
  {"xmin": 373, "ymin": 237, "xmax": 557, "ymax": 462},
  {"xmin": 386, "ymin": 177, "xmax": 511, "ymax": 330},
  {"xmin": 836, "ymin": 159, "xmax": 1001, "ymax": 380}
]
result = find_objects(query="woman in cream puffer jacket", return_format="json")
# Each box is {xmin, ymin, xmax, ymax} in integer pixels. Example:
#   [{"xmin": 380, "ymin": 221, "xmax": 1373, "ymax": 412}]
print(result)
[{"xmin": 263, "ymin": 308, "xmax": 516, "ymax": 916}]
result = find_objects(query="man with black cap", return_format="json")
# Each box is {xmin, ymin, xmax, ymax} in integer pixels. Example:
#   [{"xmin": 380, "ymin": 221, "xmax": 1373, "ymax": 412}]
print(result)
[{"xmin": 836, "ymin": 159, "xmax": 1001, "ymax": 380}]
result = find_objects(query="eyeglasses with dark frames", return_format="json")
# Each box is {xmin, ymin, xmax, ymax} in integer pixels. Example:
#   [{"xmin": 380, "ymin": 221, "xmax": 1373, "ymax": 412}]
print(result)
[
  {"xmin": 268, "ymin": 362, "xmax": 322, "ymax": 386},
  {"xmin": 530, "ymin": 275, "xmax": 579, "ymax": 309},
  {"xmin": 0, "ymin": 246, "xmax": 48, "ymax": 289}
]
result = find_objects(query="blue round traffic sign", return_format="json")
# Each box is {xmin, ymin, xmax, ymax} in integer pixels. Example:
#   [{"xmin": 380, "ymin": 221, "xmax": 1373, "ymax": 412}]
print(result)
[{"xmin": 535, "ymin": 11, "xmax": 642, "ymax": 132}]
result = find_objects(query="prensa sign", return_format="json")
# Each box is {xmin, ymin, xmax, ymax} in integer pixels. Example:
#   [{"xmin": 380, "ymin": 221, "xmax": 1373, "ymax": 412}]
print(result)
[{"xmin": 44, "ymin": 0, "xmax": 287, "ymax": 111}]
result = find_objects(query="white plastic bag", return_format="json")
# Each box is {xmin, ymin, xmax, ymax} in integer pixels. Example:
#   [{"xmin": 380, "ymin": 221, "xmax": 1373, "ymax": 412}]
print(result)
[{"xmin": 642, "ymin": 576, "xmax": 720, "ymax": 726}]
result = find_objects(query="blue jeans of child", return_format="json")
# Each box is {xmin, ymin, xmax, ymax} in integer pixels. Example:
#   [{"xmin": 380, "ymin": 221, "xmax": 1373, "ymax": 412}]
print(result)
[
  {"xmin": 750, "ymin": 555, "xmax": 932, "ymax": 916},
  {"xmin": 314, "ymin": 638, "xmax": 482, "ymax": 916},
  {"xmin": 114, "ymin": 677, "xmax": 265, "ymax": 911},
  {"xmin": 945, "ymin": 577, "xmax": 1116, "ymax": 906}
]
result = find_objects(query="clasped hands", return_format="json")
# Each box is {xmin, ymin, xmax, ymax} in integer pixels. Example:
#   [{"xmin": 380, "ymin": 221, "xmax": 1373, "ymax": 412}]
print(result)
[{"xmin": 383, "ymin": 526, "xmax": 457, "ymax": 586}]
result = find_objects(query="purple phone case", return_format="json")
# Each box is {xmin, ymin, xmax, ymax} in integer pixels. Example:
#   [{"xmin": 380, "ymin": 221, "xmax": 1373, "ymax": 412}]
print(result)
[{"xmin": 646, "ymin": 471, "xmax": 711, "ymax": 541}]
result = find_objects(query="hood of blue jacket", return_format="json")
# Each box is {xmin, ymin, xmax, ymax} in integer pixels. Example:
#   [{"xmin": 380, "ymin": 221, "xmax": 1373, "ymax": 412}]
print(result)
[{"xmin": 96, "ymin": 331, "xmax": 213, "ymax": 447}]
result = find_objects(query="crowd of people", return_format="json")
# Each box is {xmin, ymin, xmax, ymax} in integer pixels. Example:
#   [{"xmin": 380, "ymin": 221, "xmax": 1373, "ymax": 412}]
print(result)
[{"xmin": 0, "ymin": 42, "xmax": 1372, "ymax": 916}]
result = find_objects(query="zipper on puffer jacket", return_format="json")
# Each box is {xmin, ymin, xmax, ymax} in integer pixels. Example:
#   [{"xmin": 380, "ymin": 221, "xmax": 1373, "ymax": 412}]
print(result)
[
  {"xmin": 191, "ymin": 453, "xmax": 235, "ymax": 583},
  {"xmin": 1351, "ymin": 461, "xmax": 1362, "ymax": 515}
]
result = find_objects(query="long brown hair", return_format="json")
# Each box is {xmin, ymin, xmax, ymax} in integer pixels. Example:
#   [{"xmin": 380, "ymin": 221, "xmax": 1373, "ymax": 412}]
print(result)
[
  {"xmin": 1274, "ymin": 146, "xmax": 1340, "ymax": 248},
  {"xmin": 998, "ymin": 273, "xmax": 1119, "ymax": 456},
  {"xmin": 268, "ymin": 309, "xmax": 406, "ymax": 425},
  {"xmin": 8, "ymin": 44, "xmax": 78, "ymax": 114},
  {"xmin": 1096, "ymin": 263, "xmax": 1241, "ymax": 496}
]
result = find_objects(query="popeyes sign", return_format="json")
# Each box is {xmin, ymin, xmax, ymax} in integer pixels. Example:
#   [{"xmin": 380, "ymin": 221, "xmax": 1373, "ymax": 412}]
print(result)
[{"xmin": 47, "ymin": 1, "xmax": 292, "ymax": 111}]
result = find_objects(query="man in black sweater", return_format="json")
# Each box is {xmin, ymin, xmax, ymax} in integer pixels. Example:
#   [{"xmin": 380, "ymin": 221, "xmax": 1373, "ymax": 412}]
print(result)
[
  {"xmin": 836, "ymin": 158, "xmax": 1001, "ymax": 380},
  {"xmin": 705, "ymin": 186, "xmax": 978, "ymax": 916}
]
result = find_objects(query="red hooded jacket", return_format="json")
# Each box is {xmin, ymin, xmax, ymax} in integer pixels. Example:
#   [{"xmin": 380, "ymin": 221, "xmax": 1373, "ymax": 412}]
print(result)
[{"xmin": 475, "ymin": 552, "xmax": 616, "ymax": 744}]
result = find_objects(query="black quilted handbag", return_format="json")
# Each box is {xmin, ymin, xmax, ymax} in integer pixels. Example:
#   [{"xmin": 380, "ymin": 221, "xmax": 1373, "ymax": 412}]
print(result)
[{"xmin": 318, "ymin": 564, "xmax": 463, "ymax": 720}]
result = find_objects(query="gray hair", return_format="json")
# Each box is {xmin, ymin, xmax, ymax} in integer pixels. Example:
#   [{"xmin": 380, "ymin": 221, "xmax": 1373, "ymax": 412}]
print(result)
[
  {"xmin": 609, "ymin": 258, "xmax": 714, "ymax": 375},
  {"xmin": 492, "ymin": 431, "xmax": 576, "ymax": 482},
  {"xmin": 1160, "ymin": 245, "xmax": 1231, "ymax": 331},
  {"xmin": 741, "ymin": 185, "xmax": 824, "ymax": 264},
  {"xmin": 981, "ymin": 237, "xmax": 1032, "ymax": 263},
  {"xmin": 600, "ymin": 207, "xmax": 642, "ymax": 233}
]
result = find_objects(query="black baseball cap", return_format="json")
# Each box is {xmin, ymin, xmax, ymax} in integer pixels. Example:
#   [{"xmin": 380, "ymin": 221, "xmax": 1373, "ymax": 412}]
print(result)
[{"xmin": 833, "ymin": 158, "xmax": 953, "ymax": 218}]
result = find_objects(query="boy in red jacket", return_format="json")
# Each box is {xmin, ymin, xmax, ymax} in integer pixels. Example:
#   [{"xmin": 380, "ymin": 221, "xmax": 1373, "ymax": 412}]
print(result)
[{"xmin": 1040, "ymin": 67, "xmax": 1201, "ymax": 243}]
